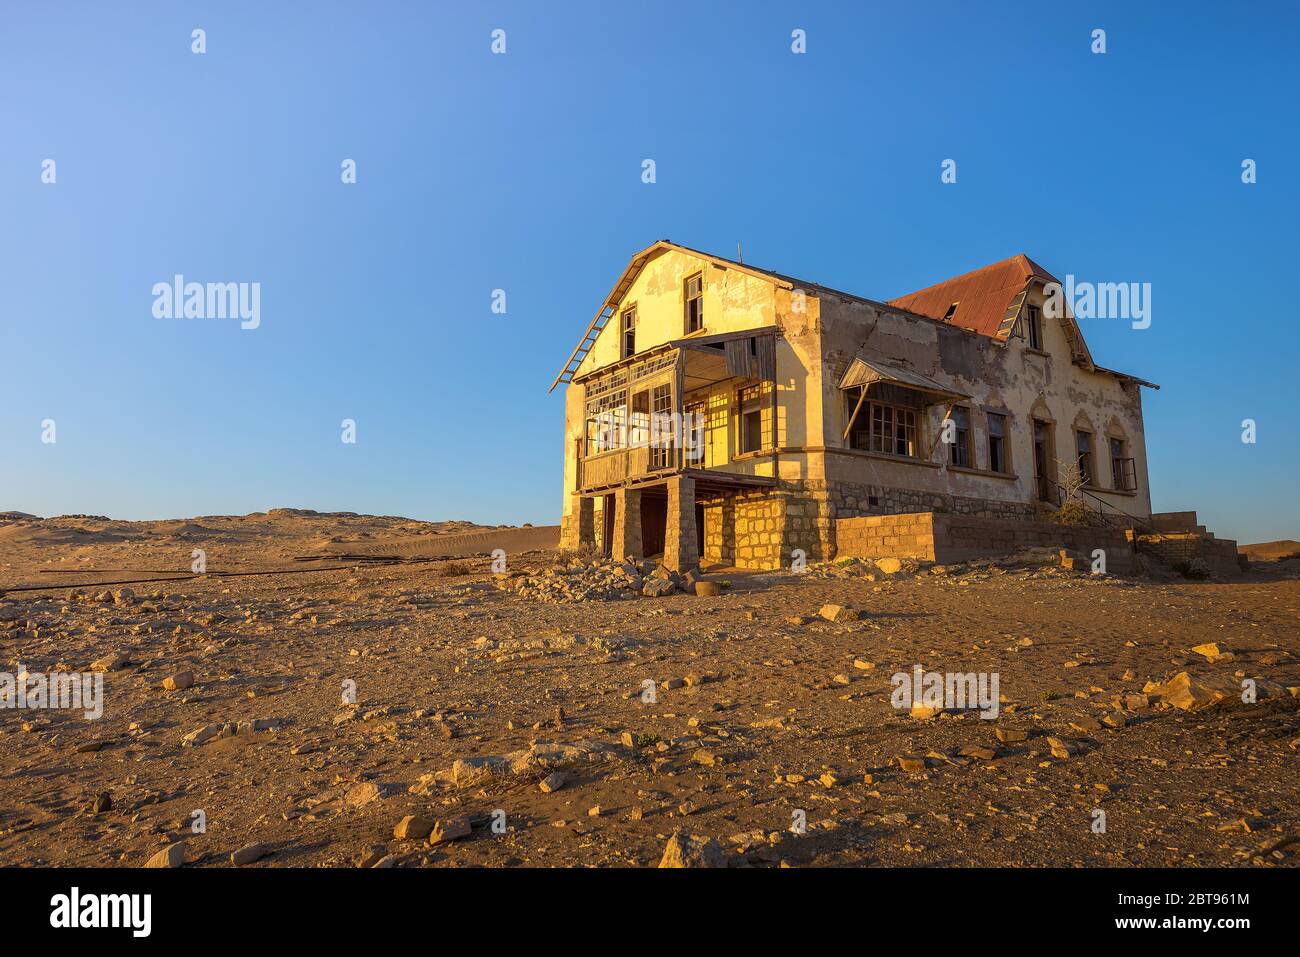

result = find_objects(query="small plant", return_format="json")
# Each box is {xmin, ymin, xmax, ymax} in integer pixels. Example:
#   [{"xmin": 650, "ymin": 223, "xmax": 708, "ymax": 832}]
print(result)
[
  {"xmin": 1039, "ymin": 690, "xmax": 1060, "ymax": 702},
  {"xmin": 440, "ymin": 560, "xmax": 471, "ymax": 577},
  {"xmin": 1050, "ymin": 500, "xmax": 1092, "ymax": 527}
]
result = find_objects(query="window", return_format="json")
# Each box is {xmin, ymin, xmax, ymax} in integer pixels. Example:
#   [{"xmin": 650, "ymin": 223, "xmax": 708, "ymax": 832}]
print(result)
[
  {"xmin": 847, "ymin": 400, "xmax": 917, "ymax": 456},
  {"xmin": 585, "ymin": 390, "xmax": 627, "ymax": 453},
  {"xmin": 620, "ymin": 307, "xmax": 636, "ymax": 359},
  {"xmin": 947, "ymin": 406, "xmax": 972, "ymax": 467},
  {"xmin": 738, "ymin": 383, "xmax": 769, "ymax": 453},
  {"xmin": 1076, "ymin": 430, "xmax": 1094, "ymax": 485},
  {"xmin": 1026, "ymin": 304, "xmax": 1043, "ymax": 351},
  {"xmin": 987, "ymin": 412, "xmax": 1008, "ymax": 473},
  {"xmin": 684, "ymin": 273, "xmax": 704, "ymax": 333},
  {"xmin": 629, "ymin": 389, "xmax": 649, "ymax": 447},
  {"xmin": 649, "ymin": 384, "xmax": 673, "ymax": 469},
  {"xmin": 942, "ymin": 302, "xmax": 959, "ymax": 322},
  {"xmin": 1110, "ymin": 437, "xmax": 1136, "ymax": 490}
]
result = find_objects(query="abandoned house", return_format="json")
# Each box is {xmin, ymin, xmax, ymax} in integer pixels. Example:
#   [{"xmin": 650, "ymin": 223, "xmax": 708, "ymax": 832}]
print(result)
[{"xmin": 552, "ymin": 241, "xmax": 1228, "ymax": 573}]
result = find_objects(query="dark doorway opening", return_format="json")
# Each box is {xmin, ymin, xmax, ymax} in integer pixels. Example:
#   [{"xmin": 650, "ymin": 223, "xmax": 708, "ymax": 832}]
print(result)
[
  {"xmin": 1033, "ymin": 419, "xmax": 1054, "ymax": 503},
  {"xmin": 695, "ymin": 503, "xmax": 705, "ymax": 559},
  {"xmin": 601, "ymin": 494, "xmax": 614, "ymax": 559},
  {"xmin": 640, "ymin": 492, "xmax": 667, "ymax": 558}
]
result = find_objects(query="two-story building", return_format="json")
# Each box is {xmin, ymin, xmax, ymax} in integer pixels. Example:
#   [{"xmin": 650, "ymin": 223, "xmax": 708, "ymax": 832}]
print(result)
[{"xmin": 552, "ymin": 241, "xmax": 1157, "ymax": 571}]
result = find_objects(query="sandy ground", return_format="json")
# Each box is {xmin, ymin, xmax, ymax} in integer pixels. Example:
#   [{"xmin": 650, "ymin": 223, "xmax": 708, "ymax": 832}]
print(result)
[{"xmin": 1, "ymin": 511, "xmax": 1298, "ymax": 868}]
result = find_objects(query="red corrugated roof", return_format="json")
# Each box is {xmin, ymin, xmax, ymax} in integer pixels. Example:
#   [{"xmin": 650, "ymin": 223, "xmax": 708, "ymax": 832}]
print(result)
[{"xmin": 887, "ymin": 253, "xmax": 1058, "ymax": 339}]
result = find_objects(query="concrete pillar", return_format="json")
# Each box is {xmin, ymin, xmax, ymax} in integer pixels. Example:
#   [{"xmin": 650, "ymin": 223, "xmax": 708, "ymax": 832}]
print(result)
[
  {"xmin": 663, "ymin": 475, "xmax": 699, "ymax": 572},
  {"xmin": 612, "ymin": 487, "xmax": 642, "ymax": 561}
]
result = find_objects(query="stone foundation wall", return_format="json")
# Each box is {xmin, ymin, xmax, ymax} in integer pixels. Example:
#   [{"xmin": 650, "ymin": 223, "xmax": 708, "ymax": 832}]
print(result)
[
  {"xmin": 829, "ymin": 478, "xmax": 1037, "ymax": 523},
  {"xmin": 1135, "ymin": 532, "xmax": 1242, "ymax": 576},
  {"xmin": 835, "ymin": 511, "xmax": 1136, "ymax": 572}
]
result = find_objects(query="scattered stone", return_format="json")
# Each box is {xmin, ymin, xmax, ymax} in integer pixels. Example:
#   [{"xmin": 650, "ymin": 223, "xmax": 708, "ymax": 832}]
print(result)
[
  {"xmin": 658, "ymin": 831, "xmax": 725, "ymax": 868},
  {"xmin": 163, "ymin": 671, "xmax": 194, "ymax": 692},
  {"xmin": 231, "ymin": 842, "xmax": 267, "ymax": 866},
  {"xmin": 90, "ymin": 651, "xmax": 129, "ymax": 673},
  {"xmin": 897, "ymin": 755, "xmax": 927, "ymax": 773},
  {"xmin": 393, "ymin": 815, "xmax": 433, "ymax": 840},
  {"xmin": 144, "ymin": 842, "xmax": 186, "ymax": 868},
  {"xmin": 539, "ymin": 771, "xmax": 567, "ymax": 793},
  {"xmin": 996, "ymin": 728, "xmax": 1028, "ymax": 744},
  {"xmin": 428, "ymin": 816, "xmax": 472, "ymax": 845},
  {"xmin": 818, "ymin": 603, "xmax": 860, "ymax": 623}
]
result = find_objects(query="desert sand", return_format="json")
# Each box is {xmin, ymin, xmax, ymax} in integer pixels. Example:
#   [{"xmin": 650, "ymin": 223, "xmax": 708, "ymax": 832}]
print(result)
[{"xmin": 1, "ymin": 510, "xmax": 1298, "ymax": 868}]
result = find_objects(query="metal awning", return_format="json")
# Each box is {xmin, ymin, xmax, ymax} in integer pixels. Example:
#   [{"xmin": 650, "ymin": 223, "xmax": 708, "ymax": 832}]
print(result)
[{"xmin": 837, "ymin": 353, "xmax": 969, "ymax": 402}]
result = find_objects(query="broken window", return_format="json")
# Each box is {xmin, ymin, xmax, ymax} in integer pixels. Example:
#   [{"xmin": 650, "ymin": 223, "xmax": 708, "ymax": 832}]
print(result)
[
  {"xmin": 1026, "ymin": 304, "xmax": 1043, "ymax": 351},
  {"xmin": 585, "ymin": 390, "xmax": 627, "ymax": 453},
  {"xmin": 1076, "ymin": 430, "xmax": 1094, "ymax": 485},
  {"xmin": 649, "ymin": 383, "xmax": 673, "ymax": 470},
  {"xmin": 987, "ymin": 412, "xmax": 1008, "ymax": 473},
  {"xmin": 942, "ymin": 302, "xmax": 959, "ymax": 322},
  {"xmin": 684, "ymin": 273, "xmax": 704, "ymax": 333},
  {"xmin": 947, "ymin": 406, "xmax": 972, "ymax": 467},
  {"xmin": 620, "ymin": 307, "xmax": 637, "ymax": 359},
  {"xmin": 739, "ymin": 383, "xmax": 770, "ymax": 454},
  {"xmin": 1110, "ymin": 437, "xmax": 1136, "ymax": 490},
  {"xmin": 865, "ymin": 402, "xmax": 917, "ymax": 456},
  {"xmin": 629, "ymin": 389, "xmax": 650, "ymax": 447}
]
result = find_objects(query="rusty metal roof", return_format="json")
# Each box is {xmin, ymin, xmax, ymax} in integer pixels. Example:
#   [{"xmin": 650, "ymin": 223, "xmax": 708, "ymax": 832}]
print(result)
[{"xmin": 887, "ymin": 254, "xmax": 1058, "ymax": 339}]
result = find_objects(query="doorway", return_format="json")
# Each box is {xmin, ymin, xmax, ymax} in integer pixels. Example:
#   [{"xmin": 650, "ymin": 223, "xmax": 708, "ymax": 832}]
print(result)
[
  {"xmin": 1033, "ymin": 419, "xmax": 1055, "ymax": 503},
  {"xmin": 600, "ymin": 493, "xmax": 614, "ymax": 558}
]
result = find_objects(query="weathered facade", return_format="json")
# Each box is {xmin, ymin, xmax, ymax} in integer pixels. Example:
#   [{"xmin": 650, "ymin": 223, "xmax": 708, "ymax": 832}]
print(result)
[{"xmin": 553, "ymin": 241, "xmax": 1157, "ymax": 571}]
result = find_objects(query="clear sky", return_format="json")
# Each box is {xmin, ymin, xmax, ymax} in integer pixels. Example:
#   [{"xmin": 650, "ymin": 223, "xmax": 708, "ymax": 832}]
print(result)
[{"xmin": 2, "ymin": 1, "xmax": 1297, "ymax": 544}]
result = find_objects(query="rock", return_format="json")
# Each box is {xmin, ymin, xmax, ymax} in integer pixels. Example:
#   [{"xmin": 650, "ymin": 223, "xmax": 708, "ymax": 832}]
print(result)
[
  {"xmin": 90, "ymin": 651, "xmax": 129, "ymax": 673},
  {"xmin": 693, "ymin": 748, "xmax": 719, "ymax": 767},
  {"xmin": 393, "ymin": 815, "xmax": 433, "ymax": 840},
  {"xmin": 144, "ymin": 842, "xmax": 186, "ymax": 868},
  {"xmin": 231, "ymin": 842, "xmax": 267, "ymax": 865},
  {"xmin": 587, "ymin": 805, "xmax": 602, "ymax": 817},
  {"xmin": 658, "ymin": 831, "xmax": 725, "ymax": 868},
  {"xmin": 428, "ymin": 816, "xmax": 472, "ymax": 845},
  {"xmin": 1069, "ymin": 716, "xmax": 1102, "ymax": 732},
  {"xmin": 818, "ymin": 603, "xmax": 859, "ymax": 623},
  {"xmin": 959, "ymin": 745, "xmax": 997, "ymax": 761},
  {"xmin": 1191, "ymin": 642, "xmax": 1231, "ymax": 662},
  {"xmin": 694, "ymin": 581, "xmax": 722, "ymax": 597},
  {"xmin": 897, "ymin": 755, "xmax": 927, "ymax": 772},
  {"xmin": 995, "ymin": 728, "xmax": 1028, "ymax": 744},
  {"xmin": 539, "ymin": 771, "xmax": 567, "ymax": 793},
  {"xmin": 111, "ymin": 587, "xmax": 136, "ymax": 606},
  {"xmin": 182, "ymin": 723, "xmax": 222, "ymax": 747},
  {"xmin": 1047, "ymin": 736, "xmax": 1077, "ymax": 759},
  {"xmin": 819, "ymin": 771, "xmax": 846, "ymax": 787},
  {"xmin": 1157, "ymin": 672, "xmax": 1225, "ymax": 711},
  {"xmin": 1101, "ymin": 711, "xmax": 1128, "ymax": 728},
  {"xmin": 344, "ymin": 781, "xmax": 386, "ymax": 807},
  {"xmin": 642, "ymin": 578, "xmax": 676, "ymax": 598},
  {"xmin": 852, "ymin": 659, "xmax": 874, "ymax": 671},
  {"xmin": 874, "ymin": 557, "xmax": 903, "ymax": 575},
  {"xmin": 163, "ymin": 671, "xmax": 194, "ymax": 691}
]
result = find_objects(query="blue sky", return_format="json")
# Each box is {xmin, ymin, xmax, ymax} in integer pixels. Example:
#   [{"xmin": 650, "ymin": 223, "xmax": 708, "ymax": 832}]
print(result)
[{"xmin": 2, "ymin": 1, "xmax": 1296, "ymax": 544}]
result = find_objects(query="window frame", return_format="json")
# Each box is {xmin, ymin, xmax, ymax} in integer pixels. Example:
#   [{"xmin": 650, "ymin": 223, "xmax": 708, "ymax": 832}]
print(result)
[
  {"xmin": 620, "ymin": 306, "xmax": 637, "ymax": 360},
  {"xmin": 986, "ymin": 411, "xmax": 1009, "ymax": 474},
  {"xmin": 1025, "ymin": 304, "xmax": 1044, "ymax": 351},
  {"xmin": 683, "ymin": 272, "xmax": 704, "ymax": 334},
  {"xmin": 1075, "ymin": 429, "xmax": 1095, "ymax": 486},
  {"xmin": 947, "ymin": 405, "xmax": 973, "ymax": 468}
]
